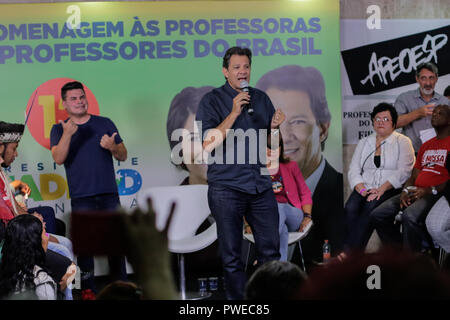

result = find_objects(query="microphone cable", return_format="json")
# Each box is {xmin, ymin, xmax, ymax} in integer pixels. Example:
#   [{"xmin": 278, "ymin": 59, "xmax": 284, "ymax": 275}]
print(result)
[{"xmin": 360, "ymin": 140, "xmax": 386, "ymax": 176}]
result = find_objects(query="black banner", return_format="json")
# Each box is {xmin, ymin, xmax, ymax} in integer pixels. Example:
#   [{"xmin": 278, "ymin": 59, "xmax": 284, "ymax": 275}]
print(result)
[{"xmin": 341, "ymin": 25, "xmax": 450, "ymax": 95}]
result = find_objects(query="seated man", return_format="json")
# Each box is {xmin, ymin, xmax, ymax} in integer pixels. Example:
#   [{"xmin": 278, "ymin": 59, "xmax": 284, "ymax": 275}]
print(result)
[{"xmin": 370, "ymin": 105, "xmax": 450, "ymax": 252}]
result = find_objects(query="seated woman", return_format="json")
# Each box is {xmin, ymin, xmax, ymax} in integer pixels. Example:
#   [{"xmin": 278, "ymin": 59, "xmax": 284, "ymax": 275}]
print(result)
[
  {"xmin": 266, "ymin": 132, "xmax": 313, "ymax": 261},
  {"xmin": 343, "ymin": 103, "xmax": 415, "ymax": 255},
  {"xmin": 0, "ymin": 214, "xmax": 57, "ymax": 300},
  {"xmin": 0, "ymin": 199, "xmax": 75, "ymax": 300}
]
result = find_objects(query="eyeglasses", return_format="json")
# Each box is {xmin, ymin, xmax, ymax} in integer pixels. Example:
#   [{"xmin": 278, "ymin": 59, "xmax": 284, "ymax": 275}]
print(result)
[{"xmin": 374, "ymin": 117, "xmax": 391, "ymax": 123}]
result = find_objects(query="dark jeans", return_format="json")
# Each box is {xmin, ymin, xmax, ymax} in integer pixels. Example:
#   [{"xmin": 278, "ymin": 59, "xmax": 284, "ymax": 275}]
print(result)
[
  {"xmin": 71, "ymin": 193, "xmax": 127, "ymax": 292},
  {"xmin": 344, "ymin": 188, "xmax": 400, "ymax": 251},
  {"xmin": 370, "ymin": 193, "xmax": 440, "ymax": 252},
  {"xmin": 208, "ymin": 185, "xmax": 280, "ymax": 300}
]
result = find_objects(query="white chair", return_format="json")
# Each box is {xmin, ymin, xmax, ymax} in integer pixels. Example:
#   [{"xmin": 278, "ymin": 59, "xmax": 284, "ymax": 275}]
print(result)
[
  {"xmin": 138, "ymin": 184, "xmax": 217, "ymax": 300},
  {"xmin": 243, "ymin": 220, "xmax": 313, "ymax": 272}
]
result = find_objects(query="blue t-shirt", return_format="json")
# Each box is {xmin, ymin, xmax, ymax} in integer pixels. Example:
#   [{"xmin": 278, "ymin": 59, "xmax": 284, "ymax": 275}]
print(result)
[
  {"xmin": 196, "ymin": 81, "xmax": 275, "ymax": 194},
  {"xmin": 50, "ymin": 115, "xmax": 123, "ymax": 199}
]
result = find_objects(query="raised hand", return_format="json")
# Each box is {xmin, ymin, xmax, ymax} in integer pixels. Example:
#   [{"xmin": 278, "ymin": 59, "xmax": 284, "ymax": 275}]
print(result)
[
  {"xmin": 100, "ymin": 132, "xmax": 118, "ymax": 151},
  {"xmin": 122, "ymin": 198, "xmax": 177, "ymax": 299},
  {"xmin": 60, "ymin": 119, "xmax": 78, "ymax": 136},
  {"xmin": 419, "ymin": 103, "xmax": 435, "ymax": 117}
]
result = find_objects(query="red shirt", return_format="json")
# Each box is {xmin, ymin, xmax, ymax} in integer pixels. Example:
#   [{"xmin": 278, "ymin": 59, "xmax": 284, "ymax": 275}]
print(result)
[{"xmin": 414, "ymin": 136, "xmax": 450, "ymax": 187}]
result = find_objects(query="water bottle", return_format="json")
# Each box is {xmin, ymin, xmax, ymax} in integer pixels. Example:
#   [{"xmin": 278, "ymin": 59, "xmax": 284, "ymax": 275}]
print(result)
[
  {"xmin": 197, "ymin": 278, "xmax": 207, "ymax": 296},
  {"xmin": 322, "ymin": 240, "xmax": 331, "ymax": 263}
]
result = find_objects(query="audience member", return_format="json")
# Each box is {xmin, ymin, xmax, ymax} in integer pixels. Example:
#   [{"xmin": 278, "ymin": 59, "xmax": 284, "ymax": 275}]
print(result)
[
  {"xmin": 265, "ymin": 132, "xmax": 313, "ymax": 261},
  {"xmin": 0, "ymin": 121, "xmax": 29, "ymax": 222},
  {"xmin": 32, "ymin": 212, "xmax": 74, "ymax": 261},
  {"xmin": 10, "ymin": 180, "xmax": 67, "ymax": 239},
  {"xmin": 0, "ymin": 219, "xmax": 5, "ymax": 261},
  {"xmin": 395, "ymin": 62, "xmax": 449, "ymax": 153},
  {"xmin": 0, "ymin": 214, "xmax": 57, "ymax": 300},
  {"xmin": 344, "ymin": 103, "xmax": 415, "ymax": 254},
  {"xmin": 9, "ymin": 179, "xmax": 30, "ymax": 209},
  {"xmin": 96, "ymin": 280, "xmax": 143, "ymax": 300},
  {"xmin": 245, "ymin": 260, "xmax": 307, "ymax": 300},
  {"xmin": 0, "ymin": 120, "xmax": 75, "ymax": 299},
  {"xmin": 370, "ymin": 105, "xmax": 450, "ymax": 252}
]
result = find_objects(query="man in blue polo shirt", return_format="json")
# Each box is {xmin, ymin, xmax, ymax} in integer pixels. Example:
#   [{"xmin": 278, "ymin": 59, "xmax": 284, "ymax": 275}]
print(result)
[
  {"xmin": 50, "ymin": 81, "xmax": 128, "ymax": 299},
  {"xmin": 196, "ymin": 47, "xmax": 285, "ymax": 300}
]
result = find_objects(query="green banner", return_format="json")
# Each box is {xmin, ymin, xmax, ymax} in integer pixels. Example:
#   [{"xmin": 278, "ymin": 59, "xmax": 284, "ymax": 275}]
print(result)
[{"xmin": 0, "ymin": 1, "xmax": 341, "ymax": 218}]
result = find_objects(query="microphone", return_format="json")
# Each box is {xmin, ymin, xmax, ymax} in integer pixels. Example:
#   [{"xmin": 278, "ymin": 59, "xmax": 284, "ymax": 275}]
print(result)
[
  {"xmin": 360, "ymin": 140, "xmax": 386, "ymax": 176},
  {"xmin": 240, "ymin": 80, "xmax": 253, "ymax": 115}
]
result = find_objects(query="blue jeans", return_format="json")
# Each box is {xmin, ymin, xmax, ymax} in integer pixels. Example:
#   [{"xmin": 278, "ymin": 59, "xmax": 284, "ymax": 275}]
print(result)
[
  {"xmin": 71, "ymin": 193, "xmax": 127, "ymax": 292},
  {"xmin": 48, "ymin": 234, "xmax": 73, "ymax": 261},
  {"xmin": 277, "ymin": 202, "xmax": 303, "ymax": 261},
  {"xmin": 208, "ymin": 185, "xmax": 280, "ymax": 300}
]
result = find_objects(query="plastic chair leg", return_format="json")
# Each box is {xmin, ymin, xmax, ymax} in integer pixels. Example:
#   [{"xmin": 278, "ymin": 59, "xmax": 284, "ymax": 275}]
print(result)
[
  {"xmin": 439, "ymin": 248, "xmax": 448, "ymax": 269},
  {"xmin": 298, "ymin": 242, "xmax": 306, "ymax": 272},
  {"xmin": 178, "ymin": 254, "xmax": 186, "ymax": 299},
  {"xmin": 177, "ymin": 253, "xmax": 211, "ymax": 300}
]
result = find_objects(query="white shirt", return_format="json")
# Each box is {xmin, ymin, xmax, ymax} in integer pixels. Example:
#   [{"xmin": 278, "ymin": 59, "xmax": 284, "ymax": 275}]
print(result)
[{"xmin": 348, "ymin": 131, "xmax": 415, "ymax": 190}]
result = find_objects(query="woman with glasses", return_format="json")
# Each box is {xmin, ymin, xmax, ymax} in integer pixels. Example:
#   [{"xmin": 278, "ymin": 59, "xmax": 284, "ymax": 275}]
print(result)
[{"xmin": 341, "ymin": 103, "xmax": 415, "ymax": 257}]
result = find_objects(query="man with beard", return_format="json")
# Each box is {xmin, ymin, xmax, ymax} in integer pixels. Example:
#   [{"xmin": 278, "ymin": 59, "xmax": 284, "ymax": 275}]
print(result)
[{"xmin": 395, "ymin": 62, "xmax": 449, "ymax": 153}]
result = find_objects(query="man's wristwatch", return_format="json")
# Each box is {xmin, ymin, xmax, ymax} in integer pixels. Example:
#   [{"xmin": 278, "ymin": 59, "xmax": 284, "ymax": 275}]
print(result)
[{"xmin": 431, "ymin": 186, "xmax": 438, "ymax": 195}]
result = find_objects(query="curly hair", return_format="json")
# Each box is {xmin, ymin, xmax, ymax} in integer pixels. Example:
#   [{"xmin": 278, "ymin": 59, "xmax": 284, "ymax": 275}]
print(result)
[{"xmin": 0, "ymin": 215, "xmax": 47, "ymax": 298}]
